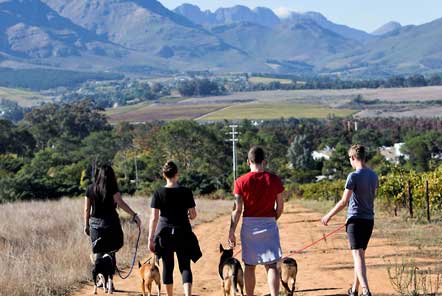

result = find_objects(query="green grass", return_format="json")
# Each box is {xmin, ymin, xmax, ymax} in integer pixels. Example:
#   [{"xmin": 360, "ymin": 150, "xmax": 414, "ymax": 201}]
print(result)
[
  {"xmin": 0, "ymin": 87, "xmax": 50, "ymax": 107},
  {"xmin": 248, "ymin": 76, "xmax": 293, "ymax": 84},
  {"xmin": 199, "ymin": 103, "xmax": 355, "ymax": 120}
]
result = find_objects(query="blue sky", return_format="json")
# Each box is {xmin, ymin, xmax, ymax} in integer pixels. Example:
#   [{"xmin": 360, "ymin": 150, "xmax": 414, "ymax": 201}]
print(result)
[{"xmin": 161, "ymin": 0, "xmax": 442, "ymax": 32}]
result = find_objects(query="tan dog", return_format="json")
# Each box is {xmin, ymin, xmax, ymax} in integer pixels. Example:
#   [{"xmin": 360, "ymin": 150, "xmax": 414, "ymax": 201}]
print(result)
[
  {"xmin": 138, "ymin": 255, "xmax": 161, "ymax": 296},
  {"xmin": 280, "ymin": 257, "xmax": 298, "ymax": 296},
  {"xmin": 219, "ymin": 244, "xmax": 245, "ymax": 296}
]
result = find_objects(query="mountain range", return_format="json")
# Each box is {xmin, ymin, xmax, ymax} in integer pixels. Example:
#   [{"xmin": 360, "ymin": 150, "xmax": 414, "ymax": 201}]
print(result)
[{"xmin": 0, "ymin": 0, "xmax": 441, "ymax": 77}]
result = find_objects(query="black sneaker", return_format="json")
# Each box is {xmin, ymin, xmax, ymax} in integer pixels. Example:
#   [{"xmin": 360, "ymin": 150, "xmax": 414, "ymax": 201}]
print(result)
[
  {"xmin": 348, "ymin": 288, "xmax": 358, "ymax": 296},
  {"xmin": 361, "ymin": 292, "xmax": 371, "ymax": 296}
]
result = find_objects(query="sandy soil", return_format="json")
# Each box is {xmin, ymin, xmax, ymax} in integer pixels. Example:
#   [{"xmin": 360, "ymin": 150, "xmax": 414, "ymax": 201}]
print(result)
[{"xmin": 72, "ymin": 203, "xmax": 400, "ymax": 296}]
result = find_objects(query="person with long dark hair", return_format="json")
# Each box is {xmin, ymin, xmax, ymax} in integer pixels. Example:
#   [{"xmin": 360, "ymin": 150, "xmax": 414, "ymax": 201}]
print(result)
[
  {"xmin": 84, "ymin": 164, "xmax": 141, "ymax": 266},
  {"xmin": 148, "ymin": 161, "xmax": 202, "ymax": 296}
]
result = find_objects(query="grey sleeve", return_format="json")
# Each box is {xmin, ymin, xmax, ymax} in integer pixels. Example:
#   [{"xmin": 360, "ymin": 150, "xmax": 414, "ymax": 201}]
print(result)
[{"xmin": 345, "ymin": 173, "xmax": 355, "ymax": 190}]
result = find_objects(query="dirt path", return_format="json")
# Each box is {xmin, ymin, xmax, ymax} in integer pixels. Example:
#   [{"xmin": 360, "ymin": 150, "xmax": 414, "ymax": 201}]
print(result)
[{"xmin": 72, "ymin": 203, "xmax": 398, "ymax": 296}]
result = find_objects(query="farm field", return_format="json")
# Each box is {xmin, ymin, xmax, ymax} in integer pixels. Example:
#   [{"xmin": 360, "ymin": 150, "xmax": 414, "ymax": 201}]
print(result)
[
  {"xmin": 106, "ymin": 102, "xmax": 231, "ymax": 123},
  {"xmin": 248, "ymin": 76, "xmax": 293, "ymax": 84},
  {"xmin": 106, "ymin": 85, "xmax": 442, "ymax": 122},
  {"xmin": 198, "ymin": 103, "xmax": 355, "ymax": 120},
  {"xmin": 0, "ymin": 87, "xmax": 50, "ymax": 107}
]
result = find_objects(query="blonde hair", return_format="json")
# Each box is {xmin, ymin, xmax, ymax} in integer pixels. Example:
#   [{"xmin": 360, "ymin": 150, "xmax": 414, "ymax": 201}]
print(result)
[{"xmin": 348, "ymin": 144, "xmax": 366, "ymax": 161}]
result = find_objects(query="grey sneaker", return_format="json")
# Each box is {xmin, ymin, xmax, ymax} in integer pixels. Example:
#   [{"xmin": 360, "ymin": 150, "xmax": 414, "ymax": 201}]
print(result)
[{"xmin": 348, "ymin": 288, "xmax": 358, "ymax": 296}]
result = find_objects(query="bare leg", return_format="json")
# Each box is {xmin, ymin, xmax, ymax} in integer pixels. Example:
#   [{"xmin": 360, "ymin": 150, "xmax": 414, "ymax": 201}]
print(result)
[
  {"xmin": 244, "ymin": 265, "xmax": 256, "ymax": 296},
  {"xmin": 165, "ymin": 284, "xmax": 173, "ymax": 296},
  {"xmin": 265, "ymin": 264, "xmax": 280, "ymax": 296},
  {"xmin": 352, "ymin": 249, "xmax": 369, "ymax": 294},
  {"xmin": 183, "ymin": 283, "xmax": 192, "ymax": 296},
  {"xmin": 352, "ymin": 266, "xmax": 360, "ymax": 292}
]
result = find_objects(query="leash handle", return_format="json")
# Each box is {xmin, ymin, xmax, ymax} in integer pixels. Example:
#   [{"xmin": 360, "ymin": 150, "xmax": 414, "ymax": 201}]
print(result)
[
  {"xmin": 116, "ymin": 223, "xmax": 141, "ymax": 280},
  {"xmin": 288, "ymin": 223, "xmax": 346, "ymax": 255}
]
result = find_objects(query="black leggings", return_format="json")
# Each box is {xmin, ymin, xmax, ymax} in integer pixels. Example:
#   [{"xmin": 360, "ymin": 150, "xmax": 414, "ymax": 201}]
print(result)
[{"xmin": 162, "ymin": 250, "xmax": 192, "ymax": 285}]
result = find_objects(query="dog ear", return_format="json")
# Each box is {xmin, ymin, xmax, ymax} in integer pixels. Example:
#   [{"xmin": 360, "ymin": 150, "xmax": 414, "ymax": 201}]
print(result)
[{"xmin": 219, "ymin": 243, "xmax": 224, "ymax": 252}]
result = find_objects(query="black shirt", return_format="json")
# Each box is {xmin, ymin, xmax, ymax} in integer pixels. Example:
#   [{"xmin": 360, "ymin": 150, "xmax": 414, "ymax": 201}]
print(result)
[
  {"xmin": 86, "ymin": 185, "xmax": 119, "ymax": 222},
  {"xmin": 151, "ymin": 186, "xmax": 195, "ymax": 227}
]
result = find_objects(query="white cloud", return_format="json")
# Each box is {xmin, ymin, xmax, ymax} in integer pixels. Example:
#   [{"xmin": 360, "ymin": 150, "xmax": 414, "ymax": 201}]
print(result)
[{"xmin": 273, "ymin": 7, "xmax": 294, "ymax": 19}]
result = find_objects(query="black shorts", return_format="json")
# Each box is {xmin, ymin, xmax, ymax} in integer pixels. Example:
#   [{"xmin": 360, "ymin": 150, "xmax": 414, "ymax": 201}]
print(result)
[{"xmin": 346, "ymin": 218, "xmax": 374, "ymax": 250}]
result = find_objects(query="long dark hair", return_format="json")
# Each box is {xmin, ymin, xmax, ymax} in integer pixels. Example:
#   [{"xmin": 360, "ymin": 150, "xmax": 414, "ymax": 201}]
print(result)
[{"xmin": 93, "ymin": 164, "xmax": 119, "ymax": 202}]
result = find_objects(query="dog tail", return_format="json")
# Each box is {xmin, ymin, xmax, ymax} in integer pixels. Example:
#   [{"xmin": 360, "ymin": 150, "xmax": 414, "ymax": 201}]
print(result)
[{"xmin": 231, "ymin": 263, "xmax": 239, "ymax": 294}]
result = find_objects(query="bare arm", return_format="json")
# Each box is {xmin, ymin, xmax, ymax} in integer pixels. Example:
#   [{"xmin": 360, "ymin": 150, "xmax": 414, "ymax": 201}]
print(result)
[
  {"xmin": 148, "ymin": 208, "xmax": 160, "ymax": 252},
  {"xmin": 83, "ymin": 197, "xmax": 91, "ymax": 236},
  {"xmin": 113, "ymin": 192, "xmax": 141, "ymax": 226},
  {"xmin": 188, "ymin": 207, "xmax": 197, "ymax": 220},
  {"xmin": 275, "ymin": 193, "xmax": 284, "ymax": 220},
  {"xmin": 321, "ymin": 189, "xmax": 352, "ymax": 226},
  {"xmin": 228, "ymin": 194, "xmax": 243, "ymax": 247}
]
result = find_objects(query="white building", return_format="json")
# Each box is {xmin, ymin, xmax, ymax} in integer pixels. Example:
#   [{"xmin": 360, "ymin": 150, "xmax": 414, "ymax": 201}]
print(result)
[
  {"xmin": 379, "ymin": 143, "xmax": 409, "ymax": 163},
  {"xmin": 312, "ymin": 146, "xmax": 334, "ymax": 161}
]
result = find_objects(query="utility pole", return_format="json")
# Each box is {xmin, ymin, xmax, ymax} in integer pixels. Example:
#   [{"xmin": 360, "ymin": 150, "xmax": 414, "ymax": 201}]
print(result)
[{"xmin": 226, "ymin": 125, "xmax": 239, "ymax": 183}]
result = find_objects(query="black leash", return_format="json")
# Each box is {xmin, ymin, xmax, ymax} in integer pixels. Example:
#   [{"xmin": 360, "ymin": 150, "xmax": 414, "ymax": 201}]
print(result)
[{"xmin": 116, "ymin": 223, "xmax": 141, "ymax": 279}]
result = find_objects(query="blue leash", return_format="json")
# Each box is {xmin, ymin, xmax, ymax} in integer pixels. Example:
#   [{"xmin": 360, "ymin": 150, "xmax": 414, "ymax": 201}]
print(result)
[{"xmin": 116, "ymin": 223, "xmax": 141, "ymax": 279}]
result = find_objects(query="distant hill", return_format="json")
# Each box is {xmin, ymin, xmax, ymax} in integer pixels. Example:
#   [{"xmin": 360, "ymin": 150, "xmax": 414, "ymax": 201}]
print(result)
[
  {"xmin": 0, "ymin": 0, "xmax": 442, "ymax": 77},
  {"xmin": 285, "ymin": 11, "xmax": 372, "ymax": 42},
  {"xmin": 0, "ymin": 0, "xmax": 124, "ymax": 60},
  {"xmin": 372, "ymin": 21, "xmax": 402, "ymax": 36},
  {"xmin": 174, "ymin": 4, "xmax": 280, "ymax": 28},
  {"xmin": 211, "ymin": 18, "xmax": 355, "ymax": 66},
  {"xmin": 323, "ymin": 18, "xmax": 442, "ymax": 75}
]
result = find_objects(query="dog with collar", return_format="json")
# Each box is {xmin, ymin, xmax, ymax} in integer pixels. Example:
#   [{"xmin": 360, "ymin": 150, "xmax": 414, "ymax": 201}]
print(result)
[
  {"xmin": 91, "ymin": 253, "xmax": 115, "ymax": 294},
  {"xmin": 280, "ymin": 257, "xmax": 298, "ymax": 296},
  {"xmin": 219, "ymin": 244, "xmax": 244, "ymax": 296},
  {"xmin": 138, "ymin": 255, "xmax": 161, "ymax": 296}
]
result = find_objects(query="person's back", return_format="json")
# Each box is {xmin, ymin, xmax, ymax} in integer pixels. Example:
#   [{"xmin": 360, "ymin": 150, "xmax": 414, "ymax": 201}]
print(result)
[
  {"xmin": 228, "ymin": 146, "xmax": 284, "ymax": 296},
  {"xmin": 346, "ymin": 168, "xmax": 378, "ymax": 220},
  {"xmin": 235, "ymin": 171, "xmax": 283, "ymax": 217}
]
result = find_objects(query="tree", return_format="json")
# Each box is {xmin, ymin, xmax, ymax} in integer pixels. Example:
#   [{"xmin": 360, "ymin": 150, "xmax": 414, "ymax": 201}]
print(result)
[
  {"xmin": 322, "ymin": 143, "xmax": 350, "ymax": 179},
  {"xmin": 287, "ymin": 135, "xmax": 315, "ymax": 170}
]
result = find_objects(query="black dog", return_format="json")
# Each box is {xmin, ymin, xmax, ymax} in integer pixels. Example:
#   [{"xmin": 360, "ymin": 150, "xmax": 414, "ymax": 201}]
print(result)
[
  {"xmin": 92, "ymin": 253, "xmax": 115, "ymax": 294},
  {"xmin": 219, "ymin": 244, "xmax": 244, "ymax": 296}
]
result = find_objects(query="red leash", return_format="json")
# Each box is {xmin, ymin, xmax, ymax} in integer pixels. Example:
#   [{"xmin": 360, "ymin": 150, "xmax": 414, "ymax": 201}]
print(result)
[
  {"xmin": 230, "ymin": 223, "xmax": 346, "ymax": 258},
  {"xmin": 287, "ymin": 223, "xmax": 346, "ymax": 255}
]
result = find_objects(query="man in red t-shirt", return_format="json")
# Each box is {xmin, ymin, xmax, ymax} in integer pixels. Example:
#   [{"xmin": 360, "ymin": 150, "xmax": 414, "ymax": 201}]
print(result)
[{"xmin": 228, "ymin": 146, "xmax": 284, "ymax": 296}]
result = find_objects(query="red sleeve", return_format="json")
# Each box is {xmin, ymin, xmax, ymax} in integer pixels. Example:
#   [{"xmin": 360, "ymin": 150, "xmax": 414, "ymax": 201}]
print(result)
[
  {"xmin": 233, "ymin": 178, "xmax": 242, "ymax": 196},
  {"xmin": 275, "ymin": 176, "xmax": 284, "ymax": 194}
]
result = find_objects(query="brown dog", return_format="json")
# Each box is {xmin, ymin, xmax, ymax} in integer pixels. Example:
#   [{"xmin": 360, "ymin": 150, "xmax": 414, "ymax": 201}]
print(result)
[
  {"xmin": 280, "ymin": 257, "xmax": 298, "ymax": 296},
  {"xmin": 219, "ymin": 244, "xmax": 245, "ymax": 296},
  {"xmin": 138, "ymin": 255, "xmax": 161, "ymax": 296}
]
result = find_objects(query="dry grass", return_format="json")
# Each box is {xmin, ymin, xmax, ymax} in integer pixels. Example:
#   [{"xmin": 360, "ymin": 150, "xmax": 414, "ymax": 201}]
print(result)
[
  {"xmin": 0, "ymin": 87, "xmax": 50, "ymax": 107},
  {"xmin": 199, "ymin": 103, "xmax": 355, "ymax": 121},
  {"xmin": 0, "ymin": 196, "xmax": 232, "ymax": 296},
  {"xmin": 106, "ymin": 103, "xmax": 230, "ymax": 123},
  {"xmin": 248, "ymin": 76, "xmax": 293, "ymax": 85}
]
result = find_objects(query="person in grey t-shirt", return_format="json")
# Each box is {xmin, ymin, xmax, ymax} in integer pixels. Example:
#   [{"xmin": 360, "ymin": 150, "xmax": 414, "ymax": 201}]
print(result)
[{"xmin": 321, "ymin": 144, "xmax": 378, "ymax": 296}]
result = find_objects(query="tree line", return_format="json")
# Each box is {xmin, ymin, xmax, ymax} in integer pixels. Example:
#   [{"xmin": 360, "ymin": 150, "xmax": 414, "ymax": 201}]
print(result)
[{"xmin": 1, "ymin": 101, "xmax": 442, "ymax": 202}]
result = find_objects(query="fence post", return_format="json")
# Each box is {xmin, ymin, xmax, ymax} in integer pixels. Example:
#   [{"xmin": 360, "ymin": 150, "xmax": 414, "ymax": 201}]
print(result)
[
  {"xmin": 408, "ymin": 180, "xmax": 413, "ymax": 218},
  {"xmin": 425, "ymin": 180, "xmax": 431, "ymax": 223}
]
